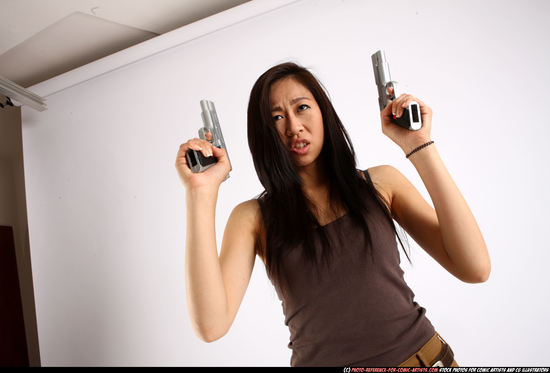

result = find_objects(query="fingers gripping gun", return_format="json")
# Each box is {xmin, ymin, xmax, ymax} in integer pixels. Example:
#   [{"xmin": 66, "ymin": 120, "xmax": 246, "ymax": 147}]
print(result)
[
  {"xmin": 371, "ymin": 50, "xmax": 422, "ymax": 131},
  {"xmin": 185, "ymin": 100, "xmax": 232, "ymax": 180}
]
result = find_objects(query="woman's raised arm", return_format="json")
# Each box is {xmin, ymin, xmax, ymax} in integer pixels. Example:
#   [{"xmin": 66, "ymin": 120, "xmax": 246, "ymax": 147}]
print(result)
[
  {"xmin": 176, "ymin": 138, "xmax": 258, "ymax": 342},
  {"xmin": 378, "ymin": 94, "xmax": 490, "ymax": 283}
]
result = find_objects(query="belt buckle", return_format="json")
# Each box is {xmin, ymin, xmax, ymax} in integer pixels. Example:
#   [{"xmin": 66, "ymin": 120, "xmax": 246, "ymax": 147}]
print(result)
[{"xmin": 432, "ymin": 360, "xmax": 444, "ymax": 367}]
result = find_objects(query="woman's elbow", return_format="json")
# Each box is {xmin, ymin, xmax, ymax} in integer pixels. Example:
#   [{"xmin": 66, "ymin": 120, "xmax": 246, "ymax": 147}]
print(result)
[
  {"xmin": 460, "ymin": 262, "xmax": 491, "ymax": 283},
  {"xmin": 202, "ymin": 333, "xmax": 225, "ymax": 343},
  {"xmin": 456, "ymin": 246, "xmax": 491, "ymax": 283},
  {"xmin": 192, "ymin": 323, "xmax": 228, "ymax": 343},
  {"xmin": 480, "ymin": 264, "xmax": 491, "ymax": 282},
  {"xmin": 199, "ymin": 327, "xmax": 228, "ymax": 343},
  {"xmin": 471, "ymin": 269, "xmax": 490, "ymax": 283},
  {"xmin": 477, "ymin": 253, "xmax": 492, "ymax": 282}
]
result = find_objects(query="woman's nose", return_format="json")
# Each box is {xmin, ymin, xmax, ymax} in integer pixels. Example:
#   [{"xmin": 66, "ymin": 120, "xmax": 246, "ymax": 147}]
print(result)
[{"xmin": 285, "ymin": 114, "xmax": 303, "ymax": 137}]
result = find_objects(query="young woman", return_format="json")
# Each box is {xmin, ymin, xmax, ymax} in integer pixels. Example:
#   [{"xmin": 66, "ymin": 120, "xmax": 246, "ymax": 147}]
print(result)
[{"xmin": 175, "ymin": 62, "xmax": 490, "ymax": 367}]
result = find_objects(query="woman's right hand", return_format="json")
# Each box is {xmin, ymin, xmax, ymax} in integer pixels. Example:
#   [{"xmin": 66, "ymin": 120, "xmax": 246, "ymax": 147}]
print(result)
[{"xmin": 175, "ymin": 134, "xmax": 231, "ymax": 191}]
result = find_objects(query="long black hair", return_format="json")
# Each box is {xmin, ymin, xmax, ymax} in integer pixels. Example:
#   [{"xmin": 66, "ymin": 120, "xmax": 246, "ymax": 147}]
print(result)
[{"xmin": 247, "ymin": 62, "xmax": 410, "ymax": 285}]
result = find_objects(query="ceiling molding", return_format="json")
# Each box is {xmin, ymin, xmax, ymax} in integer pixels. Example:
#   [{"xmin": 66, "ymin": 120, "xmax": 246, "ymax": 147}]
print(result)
[
  {"xmin": 0, "ymin": 12, "xmax": 157, "ymax": 88},
  {"xmin": 27, "ymin": 0, "xmax": 302, "ymax": 98},
  {"xmin": 0, "ymin": 0, "xmax": 253, "ymax": 88}
]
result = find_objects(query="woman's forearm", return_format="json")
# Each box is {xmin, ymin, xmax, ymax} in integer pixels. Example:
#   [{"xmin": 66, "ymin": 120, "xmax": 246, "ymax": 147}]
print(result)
[
  {"xmin": 408, "ymin": 144, "xmax": 491, "ymax": 282},
  {"xmin": 185, "ymin": 187, "xmax": 228, "ymax": 341}
]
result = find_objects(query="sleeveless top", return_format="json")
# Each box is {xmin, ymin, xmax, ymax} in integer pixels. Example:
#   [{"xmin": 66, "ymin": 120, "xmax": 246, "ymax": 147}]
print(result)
[{"xmin": 256, "ymin": 169, "xmax": 435, "ymax": 367}]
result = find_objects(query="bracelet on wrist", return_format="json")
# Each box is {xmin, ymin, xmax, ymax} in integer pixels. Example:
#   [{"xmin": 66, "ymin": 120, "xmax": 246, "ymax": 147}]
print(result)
[{"xmin": 406, "ymin": 140, "xmax": 434, "ymax": 158}]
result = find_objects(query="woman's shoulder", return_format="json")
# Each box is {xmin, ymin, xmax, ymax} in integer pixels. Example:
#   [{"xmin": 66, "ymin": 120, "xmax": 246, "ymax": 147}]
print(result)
[
  {"xmin": 232, "ymin": 197, "xmax": 262, "ymax": 222},
  {"xmin": 362, "ymin": 164, "xmax": 396, "ymax": 181},
  {"xmin": 230, "ymin": 197, "xmax": 266, "ymax": 261},
  {"xmin": 360, "ymin": 165, "xmax": 395, "ymax": 209},
  {"xmin": 229, "ymin": 197, "xmax": 265, "ymax": 236},
  {"xmin": 364, "ymin": 164, "xmax": 402, "ymax": 185}
]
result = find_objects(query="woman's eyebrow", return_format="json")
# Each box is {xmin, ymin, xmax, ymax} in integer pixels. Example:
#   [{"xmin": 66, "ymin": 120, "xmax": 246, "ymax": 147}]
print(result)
[{"xmin": 271, "ymin": 96, "xmax": 310, "ymax": 112}]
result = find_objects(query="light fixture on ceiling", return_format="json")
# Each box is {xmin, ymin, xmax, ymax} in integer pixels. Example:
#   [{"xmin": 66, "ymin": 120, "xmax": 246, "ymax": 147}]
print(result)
[{"xmin": 0, "ymin": 75, "xmax": 47, "ymax": 112}]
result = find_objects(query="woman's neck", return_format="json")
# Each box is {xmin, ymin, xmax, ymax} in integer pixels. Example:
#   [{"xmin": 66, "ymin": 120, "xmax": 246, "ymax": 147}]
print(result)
[
  {"xmin": 297, "ymin": 160, "xmax": 347, "ymax": 224},
  {"xmin": 297, "ymin": 159, "xmax": 328, "ymax": 195}
]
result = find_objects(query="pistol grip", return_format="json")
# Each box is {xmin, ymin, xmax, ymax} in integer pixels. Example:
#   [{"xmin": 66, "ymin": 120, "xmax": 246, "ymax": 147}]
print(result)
[
  {"xmin": 185, "ymin": 148, "xmax": 218, "ymax": 173},
  {"xmin": 392, "ymin": 102, "xmax": 422, "ymax": 131}
]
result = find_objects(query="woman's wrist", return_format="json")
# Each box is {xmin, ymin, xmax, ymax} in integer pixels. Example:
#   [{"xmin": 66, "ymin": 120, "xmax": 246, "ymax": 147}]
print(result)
[
  {"xmin": 406, "ymin": 142, "xmax": 438, "ymax": 170},
  {"xmin": 401, "ymin": 136, "xmax": 432, "ymax": 155},
  {"xmin": 405, "ymin": 140, "xmax": 434, "ymax": 158},
  {"xmin": 185, "ymin": 184, "xmax": 220, "ymax": 202}
]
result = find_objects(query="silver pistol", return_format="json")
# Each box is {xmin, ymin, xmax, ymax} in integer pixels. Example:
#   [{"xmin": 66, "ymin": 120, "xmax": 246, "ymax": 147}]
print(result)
[
  {"xmin": 371, "ymin": 50, "xmax": 422, "ymax": 131},
  {"xmin": 185, "ymin": 100, "xmax": 232, "ymax": 180}
]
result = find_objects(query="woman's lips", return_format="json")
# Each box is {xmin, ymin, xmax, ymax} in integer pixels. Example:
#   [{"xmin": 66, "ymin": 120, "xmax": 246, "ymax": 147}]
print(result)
[{"xmin": 291, "ymin": 143, "xmax": 310, "ymax": 155}]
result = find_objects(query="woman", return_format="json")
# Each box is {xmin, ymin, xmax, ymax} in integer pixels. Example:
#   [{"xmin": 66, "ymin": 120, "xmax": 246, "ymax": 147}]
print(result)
[{"xmin": 175, "ymin": 62, "xmax": 490, "ymax": 367}]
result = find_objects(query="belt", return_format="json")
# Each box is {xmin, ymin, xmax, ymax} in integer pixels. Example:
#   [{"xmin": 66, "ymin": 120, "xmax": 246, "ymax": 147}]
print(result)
[
  {"xmin": 431, "ymin": 335, "xmax": 454, "ymax": 367},
  {"xmin": 398, "ymin": 333, "xmax": 455, "ymax": 367}
]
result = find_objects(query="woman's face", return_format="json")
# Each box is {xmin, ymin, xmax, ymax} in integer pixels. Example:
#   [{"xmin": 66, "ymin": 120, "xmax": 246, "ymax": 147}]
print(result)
[{"xmin": 269, "ymin": 77, "xmax": 324, "ymax": 169}]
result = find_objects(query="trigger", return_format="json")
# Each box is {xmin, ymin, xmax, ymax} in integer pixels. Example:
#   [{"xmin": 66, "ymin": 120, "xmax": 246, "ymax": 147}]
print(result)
[
  {"xmin": 385, "ymin": 83, "xmax": 395, "ymax": 100},
  {"xmin": 198, "ymin": 127, "xmax": 213, "ymax": 142}
]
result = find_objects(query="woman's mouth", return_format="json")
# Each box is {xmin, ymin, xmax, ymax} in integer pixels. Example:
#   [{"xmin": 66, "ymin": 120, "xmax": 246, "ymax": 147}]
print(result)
[{"xmin": 291, "ymin": 142, "xmax": 310, "ymax": 155}]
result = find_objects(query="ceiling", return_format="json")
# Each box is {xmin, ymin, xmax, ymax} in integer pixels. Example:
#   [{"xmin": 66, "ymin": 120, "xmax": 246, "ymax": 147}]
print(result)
[{"xmin": 0, "ymin": 0, "xmax": 251, "ymax": 88}]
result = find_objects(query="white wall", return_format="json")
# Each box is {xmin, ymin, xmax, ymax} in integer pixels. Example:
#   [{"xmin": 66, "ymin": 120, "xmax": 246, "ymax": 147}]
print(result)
[{"xmin": 21, "ymin": 0, "xmax": 550, "ymax": 366}]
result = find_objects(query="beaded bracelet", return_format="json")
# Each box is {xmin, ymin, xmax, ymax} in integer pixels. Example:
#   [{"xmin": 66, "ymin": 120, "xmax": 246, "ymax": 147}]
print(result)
[{"xmin": 406, "ymin": 140, "xmax": 434, "ymax": 158}]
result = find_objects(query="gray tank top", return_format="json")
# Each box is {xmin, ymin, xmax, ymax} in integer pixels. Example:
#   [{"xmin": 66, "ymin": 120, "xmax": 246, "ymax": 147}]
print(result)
[{"xmin": 257, "ymin": 169, "xmax": 435, "ymax": 366}]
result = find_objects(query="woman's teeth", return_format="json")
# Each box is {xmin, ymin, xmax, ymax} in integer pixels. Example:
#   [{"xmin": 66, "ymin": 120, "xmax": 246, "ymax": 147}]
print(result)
[{"xmin": 295, "ymin": 143, "xmax": 307, "ymax": 149}]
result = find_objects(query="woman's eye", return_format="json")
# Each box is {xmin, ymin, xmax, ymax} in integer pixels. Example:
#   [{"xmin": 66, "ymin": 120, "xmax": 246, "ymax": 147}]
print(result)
[
  {"xmin": 298, "ymin": 104, "xmax": 309, "ymax": 111},
  {"xmin": 273, "ymin": 114, "xmax": 283, "ymax": 121}
]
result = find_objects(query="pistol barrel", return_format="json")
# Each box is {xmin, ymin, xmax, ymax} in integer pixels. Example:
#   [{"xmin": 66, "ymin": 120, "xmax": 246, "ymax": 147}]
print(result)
[
  {"xmin": 371, "ymin": 50, "xmax": 392, "ymax": 111},
  {"xmin": 370, "ymin": 50, "xmax": 422, "ymax": 131},
  {"xmin": 199, "ymin": 99, "xmax": 232, "ymax": 174}
]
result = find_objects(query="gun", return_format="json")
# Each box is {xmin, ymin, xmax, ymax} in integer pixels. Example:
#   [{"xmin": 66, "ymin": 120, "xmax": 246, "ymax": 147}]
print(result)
[
  {"xmin": 371, "ymin": 50, "xmax": 422, "ymax": 131},
  {"xmin": 185, "ymin": 100, "xmax": 232, "ymax": 180}
]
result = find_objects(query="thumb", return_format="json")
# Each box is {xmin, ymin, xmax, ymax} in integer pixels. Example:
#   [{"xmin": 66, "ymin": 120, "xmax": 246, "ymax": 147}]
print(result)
[
  {"xmin": 212, "ymin": 146, "xmax": 227, "ymax": 160},
  {"xmin": 381, "ymin": 100, "xmax": 393, "ymax": 114},
  {"xmin": 381, "ymin": 100, "xmax": 394, "ymax": 119}
]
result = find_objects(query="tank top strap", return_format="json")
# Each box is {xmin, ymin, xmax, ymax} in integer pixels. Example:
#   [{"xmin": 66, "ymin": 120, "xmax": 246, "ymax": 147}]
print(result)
[
  {"xmin": 256, "ymin": 193, "xmax": 266, "ymax": 218},
  {"xmin": 362, "ymin": 168, "xmax": 373, "ymax": 184}
]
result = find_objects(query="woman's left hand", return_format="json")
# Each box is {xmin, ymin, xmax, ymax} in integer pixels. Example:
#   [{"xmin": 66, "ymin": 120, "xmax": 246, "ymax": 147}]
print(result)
[{"xmin": 380, "ymin": 92, "xmax": 433, "ymax": 155}]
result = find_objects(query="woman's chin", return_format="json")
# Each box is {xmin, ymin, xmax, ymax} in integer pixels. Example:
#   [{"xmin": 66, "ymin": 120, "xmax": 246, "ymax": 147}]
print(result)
[{"xmin": 292, "ymin": 156, "xmax": 320, "ymax": 169}]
